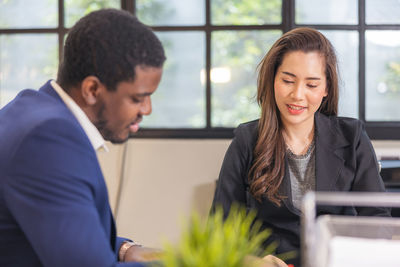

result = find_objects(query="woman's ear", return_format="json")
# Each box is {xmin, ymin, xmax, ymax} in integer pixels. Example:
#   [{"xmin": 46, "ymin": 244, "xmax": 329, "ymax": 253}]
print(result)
[{"xmin": 81, "ymin": 76, "xmax": 103, "ymax": 105}]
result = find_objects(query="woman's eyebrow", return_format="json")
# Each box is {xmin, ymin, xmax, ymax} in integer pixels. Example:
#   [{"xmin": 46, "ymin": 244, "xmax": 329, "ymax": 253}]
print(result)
[{"xmin": 282, "ymin": 71, "xmax": 321, "ymax": 80}]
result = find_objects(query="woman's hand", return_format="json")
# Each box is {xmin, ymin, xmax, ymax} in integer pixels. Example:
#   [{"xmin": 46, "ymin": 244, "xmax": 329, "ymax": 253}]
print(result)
[
  {"xmin": 262, "ymin": 255, "xmax": 288, "ymax": 267},
  {"xmin": 244, "ymin": 254, "xmax": 288, "ymax": 267}
]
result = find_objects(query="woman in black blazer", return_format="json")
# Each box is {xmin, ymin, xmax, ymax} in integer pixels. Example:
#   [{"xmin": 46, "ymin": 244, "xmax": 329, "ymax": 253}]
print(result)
[{"xmin": 212, "ymin": 27, "xmax": 390, "ymax": 267}]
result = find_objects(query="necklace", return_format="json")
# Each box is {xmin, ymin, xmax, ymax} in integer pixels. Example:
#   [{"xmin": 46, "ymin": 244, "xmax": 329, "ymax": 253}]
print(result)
[
  {"xmin": 284, "ymin": 132, "xmax": 315, "ymax": 156},
  {"xmin": 286, "ymin": 138, "xmax": 315, "ymax": 158}
]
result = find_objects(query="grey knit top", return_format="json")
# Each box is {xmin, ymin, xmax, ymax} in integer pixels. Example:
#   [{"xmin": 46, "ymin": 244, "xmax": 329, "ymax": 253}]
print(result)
[{"xmin": 287, "ymin": 140, "xmax": 316, "ymax": 211}]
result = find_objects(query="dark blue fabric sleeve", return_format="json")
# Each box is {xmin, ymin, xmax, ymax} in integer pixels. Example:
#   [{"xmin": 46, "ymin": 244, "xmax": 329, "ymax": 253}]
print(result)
[{"xmin": 4, "ymin": 118, "xmax": 145, "ymax": 267}]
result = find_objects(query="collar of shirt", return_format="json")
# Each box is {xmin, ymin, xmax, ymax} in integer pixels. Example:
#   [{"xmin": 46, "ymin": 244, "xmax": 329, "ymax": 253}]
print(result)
[{"xmin": 50, "ymin": 80, "xmax": 109, "ymax": 153}]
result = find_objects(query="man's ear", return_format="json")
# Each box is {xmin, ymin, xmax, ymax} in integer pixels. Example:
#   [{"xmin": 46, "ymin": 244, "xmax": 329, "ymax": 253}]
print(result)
[{"xmin": 81, "ymin": 76, "xmax": 104, "ymax": 105}]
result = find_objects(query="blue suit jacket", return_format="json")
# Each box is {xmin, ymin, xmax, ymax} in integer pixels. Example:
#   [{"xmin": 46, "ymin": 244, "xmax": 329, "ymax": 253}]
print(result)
[{"xmin": 0, "ymin": 81, "xmax": 144, "ymax": 267}]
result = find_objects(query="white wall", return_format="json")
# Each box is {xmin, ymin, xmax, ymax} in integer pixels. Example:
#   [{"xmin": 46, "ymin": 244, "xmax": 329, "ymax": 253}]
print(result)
[
  {"xmin": 97, "ymin": 139, "xmax": 400, "ymax": 248},
  {"xmin": 371, "ymin": 140, "xmax": 400, "ymax": 160}
]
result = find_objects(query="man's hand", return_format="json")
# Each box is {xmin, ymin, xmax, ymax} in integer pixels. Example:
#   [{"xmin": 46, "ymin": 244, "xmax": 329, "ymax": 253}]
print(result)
[{"xmin": 123, "ymin": 246, "xmax": 163, "ymax": 262}]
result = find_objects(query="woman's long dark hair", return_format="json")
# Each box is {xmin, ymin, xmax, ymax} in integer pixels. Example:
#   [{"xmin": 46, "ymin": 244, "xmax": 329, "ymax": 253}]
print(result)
[{"xmin": 249, "ymin": 27, "xmax": 339, "ymax": 205}]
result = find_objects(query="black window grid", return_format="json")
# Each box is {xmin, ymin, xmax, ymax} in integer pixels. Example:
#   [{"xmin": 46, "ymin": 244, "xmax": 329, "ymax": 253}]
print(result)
[{"xmin": 0, "ymin": 0, "xmax": 399, "ymax": 139}]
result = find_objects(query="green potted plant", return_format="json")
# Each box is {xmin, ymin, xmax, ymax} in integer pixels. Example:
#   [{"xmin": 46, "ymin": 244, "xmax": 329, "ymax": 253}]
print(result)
[{"xmin": 157, "ymin": 204, "xmax": 288, "ymax": 267}]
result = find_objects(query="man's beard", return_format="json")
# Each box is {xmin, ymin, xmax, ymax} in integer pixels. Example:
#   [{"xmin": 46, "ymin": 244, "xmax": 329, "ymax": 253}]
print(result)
[{"xmin": 94, "ymin": 104, "xmax": 129, "ymax": 144}]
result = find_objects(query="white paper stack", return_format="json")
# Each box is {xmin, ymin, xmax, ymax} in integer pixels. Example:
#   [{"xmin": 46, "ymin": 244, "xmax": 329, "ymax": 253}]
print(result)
[{"xmin": 327, "ymin": 236, "xmax": 400, "ymax": 267}]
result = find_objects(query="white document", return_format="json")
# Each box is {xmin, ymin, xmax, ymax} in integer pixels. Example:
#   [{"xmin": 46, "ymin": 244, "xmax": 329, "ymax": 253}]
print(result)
[{"xmin": 328, "ymin": 236, "xmax": 400, "ymax": 267}]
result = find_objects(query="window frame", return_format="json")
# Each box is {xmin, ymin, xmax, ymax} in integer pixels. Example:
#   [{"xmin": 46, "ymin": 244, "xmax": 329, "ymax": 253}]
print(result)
[
  {"xmin": 1, "ymin": 0, "xmax": 399, "ymax": 139},
  {"xmin": 136, "ymin": 0, "xmax": 400, "ymax": 140}
]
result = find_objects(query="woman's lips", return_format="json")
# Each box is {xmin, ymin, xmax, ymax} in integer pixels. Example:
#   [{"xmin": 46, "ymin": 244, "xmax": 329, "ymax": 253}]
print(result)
[{"xmin": 287, "ymin": 104, "xmax": 306, "ymax": 115}]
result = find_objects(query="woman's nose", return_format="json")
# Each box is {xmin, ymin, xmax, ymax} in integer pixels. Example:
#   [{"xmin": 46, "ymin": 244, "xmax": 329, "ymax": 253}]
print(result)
[{"xmin": 290, "ymin": 83, "xmax": 305, "ymax": 100}]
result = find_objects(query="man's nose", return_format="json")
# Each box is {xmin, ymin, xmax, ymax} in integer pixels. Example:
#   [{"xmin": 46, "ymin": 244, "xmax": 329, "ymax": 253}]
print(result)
[{"xmin": 140, "ymin": 97, "xmax": 152, "ymax": 115}]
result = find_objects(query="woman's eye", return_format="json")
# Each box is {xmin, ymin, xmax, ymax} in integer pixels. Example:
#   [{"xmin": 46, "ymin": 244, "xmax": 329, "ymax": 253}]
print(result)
[
  {"xmin": 307, "ymin": 84, "xmax": 318, "ymax": 88},
  {"xmin": 283, "ymin": 79, "xmax": 294, "ymax": 84}
]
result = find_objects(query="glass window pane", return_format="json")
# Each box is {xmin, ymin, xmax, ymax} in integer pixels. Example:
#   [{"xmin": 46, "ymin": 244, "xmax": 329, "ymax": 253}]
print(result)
[
  {"xmin": 321, "ymin": 30, "xmax": 359, "ymax": 118},
  {"xmin": 0, "ymin": 0, "xmax": 57, "ymax": 28},
  {"xmin": 211, "ymin": 30, "xmax": 281, "ymax": 127},
  {"xmin": 136, "ymin": 0, "xmax": 204, "ymax": 26},
  {"xmin": 211, "ymin": 0, "xmax": 282, "ymax": 25},
  {"xmin": 366, "ymin": 0, "xmax": 400, "ymax": 24},
  {"xmin": 141, "ymin": 32, "xmax": 205, "ymax": 128},
  {"xmin": 296, "ymin": 0, "xmax": 357, "ymax": 25},
  {"xmin": 0, "ymin": 34, "xmax": 58, "ymax": 107},
  {"xmin": 366, "ymin": 30, "xmax": 400, "ymax": 121},
  {"xmin": 65, "ymin": 0, "xmax": 120, "ymax": 28}
]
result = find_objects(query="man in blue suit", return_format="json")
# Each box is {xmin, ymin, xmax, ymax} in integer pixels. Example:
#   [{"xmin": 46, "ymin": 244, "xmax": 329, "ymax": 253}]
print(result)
[{"xmin": 0, "ymin": 9, "xmax": 165, "ymax": 267}]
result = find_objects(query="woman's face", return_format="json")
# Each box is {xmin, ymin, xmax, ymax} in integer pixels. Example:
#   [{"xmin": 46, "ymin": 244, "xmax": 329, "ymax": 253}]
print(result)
[{"xmin": 274, "ymin": 50, "xmax": 327, "ymax": 130}]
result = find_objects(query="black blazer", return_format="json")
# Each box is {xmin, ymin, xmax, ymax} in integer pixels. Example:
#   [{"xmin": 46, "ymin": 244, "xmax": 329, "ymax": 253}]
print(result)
[{"xmin": 212, "ymin": 113, "xmax": 390, "ymax": 266}]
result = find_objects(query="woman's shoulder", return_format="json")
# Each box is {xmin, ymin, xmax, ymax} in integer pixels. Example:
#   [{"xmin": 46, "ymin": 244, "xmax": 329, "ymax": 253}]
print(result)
[
  {"xmin": 230, "ymin": 119, "xmax": 259, "ymax": 149},
  {"xmin": 235, "ymin": 119, "xmax": 259, "ymax": 138},
  {"xmin": 317, "ymin": 113, "xmax": 365, "ymax": 142},
  {"xmin": 322, "ymin": 114, "xmax": 363, "ymax": 130}
]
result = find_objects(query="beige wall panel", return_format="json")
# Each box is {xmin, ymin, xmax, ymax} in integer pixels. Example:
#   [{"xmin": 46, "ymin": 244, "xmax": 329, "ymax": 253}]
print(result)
[
  {"xmin": 114, "ymin": 139, "xmax": 231, "ymax": 248},
  {"xmin": 97, "ymin": 142, "xmax": 125, "ymax": 213}
]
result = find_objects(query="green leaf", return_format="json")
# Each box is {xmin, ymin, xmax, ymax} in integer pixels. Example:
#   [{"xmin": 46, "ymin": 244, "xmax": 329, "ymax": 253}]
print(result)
[{"xmin": 160, "ymin": 204, "xmax": 282, "ymax": 267}]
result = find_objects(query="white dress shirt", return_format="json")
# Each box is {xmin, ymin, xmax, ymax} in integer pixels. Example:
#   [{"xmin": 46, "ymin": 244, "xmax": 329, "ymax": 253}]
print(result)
[{"xmin": 50, "ymin": 80, "xmax": 108, "ymax": 152}]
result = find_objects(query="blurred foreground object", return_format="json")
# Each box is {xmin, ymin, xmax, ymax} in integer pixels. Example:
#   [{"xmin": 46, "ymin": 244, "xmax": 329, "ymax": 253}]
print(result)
[
  {"xmin": 159, "ymin": 205, "xmax": 288, "ymax": 267},
  {"xmin": 302, "ymin": 191, "xmax": 400, "ymax": 267}
]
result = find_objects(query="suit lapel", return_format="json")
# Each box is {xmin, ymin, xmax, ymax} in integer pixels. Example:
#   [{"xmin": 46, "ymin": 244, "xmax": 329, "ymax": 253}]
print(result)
[
  {"xmin": 110, "ymin": 209, "xmax": 116, "ymax": 250},
  {"xmin": 277, "ymin": 114, "xmax": 350, "ymax": 213},
  {"xmin": 314, "ymin": 113, "xmax": 349, "ymax": 191},
  {"xmin": 280, "ymin": 155, "xmax": 300, "ymax": 214}
]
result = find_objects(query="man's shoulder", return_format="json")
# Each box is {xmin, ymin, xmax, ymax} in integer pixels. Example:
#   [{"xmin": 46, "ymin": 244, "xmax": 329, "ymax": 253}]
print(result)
[
  {"xmin": 0, "ymin": 89, "xmax": 88, "ymax": 166},
  {"xmin": 1, "ymin": 88, "xmax": 77, "ymax": 131}
]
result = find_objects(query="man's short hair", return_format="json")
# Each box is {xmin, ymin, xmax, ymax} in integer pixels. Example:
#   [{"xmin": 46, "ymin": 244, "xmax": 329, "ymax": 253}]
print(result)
[{"xmin": 57, "ymin": 8, "xmax": 166, "ymax": 91}]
